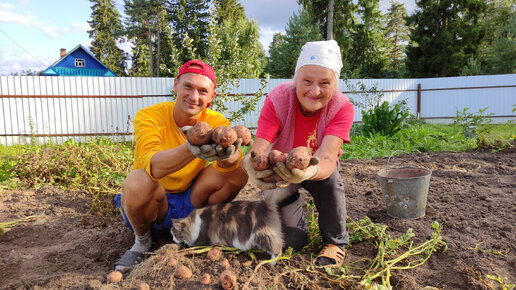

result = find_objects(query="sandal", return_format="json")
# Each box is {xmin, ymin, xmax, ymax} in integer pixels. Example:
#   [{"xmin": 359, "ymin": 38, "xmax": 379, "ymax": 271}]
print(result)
[
  {"xmin": 113, "ymin": 250, "xmax": 145, "ymax": 273},
  {"xmin": 314, "ymin": 244, "xmax": 346, "ymax": 267}
]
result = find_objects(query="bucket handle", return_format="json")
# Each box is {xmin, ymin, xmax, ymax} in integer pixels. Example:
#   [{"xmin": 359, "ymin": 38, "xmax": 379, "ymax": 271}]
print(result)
[{"xmin": 386, "ymin": 150, "xmax": 408, "ymax": 170}]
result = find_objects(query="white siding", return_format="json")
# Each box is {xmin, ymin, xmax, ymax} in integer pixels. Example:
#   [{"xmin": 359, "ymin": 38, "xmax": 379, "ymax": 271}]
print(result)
[{"xmin": 0, "ymin": 74, "xmax": 515, "ymax": 145}]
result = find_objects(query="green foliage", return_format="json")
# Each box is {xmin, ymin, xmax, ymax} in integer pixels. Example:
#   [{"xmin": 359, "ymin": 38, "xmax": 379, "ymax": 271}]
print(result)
[
  {"xmin": 299, "ymin": 0, "xmax": 357, "ymax": 74},
  {"xmin": 88, "ymin": 0, "xmax": 127, "ymax": 76},
  {"xmin": 346, "ymin": 218, "xmax": 447, "ymax": 288},
  {"xmin": 6, "ymin": 138, "xmax": 133, "ymax": 215},
  {"xmin": 461, "ymin": 1, "xmax": 516, "ymax": 76},
  {"xmin": 385, "ymin": 1, "xmax": 410, "ymax": 77},
  {"xmin": 484, "ymin": 13, "xmax": 516, "ymax": 74},
  {"xmin": 361, "ymin": 101, "xmax": 409, "ymax": 137},
  {"xmin": 347, "ymin": 0, "xmax": 390, "ymax": 78},
  {"xmin": 167, "ymin": 0, "xmax": 211, "ymax": 64},
  {"xmin": 453, "ymin": 107, "xmax": 494, "ymax": 139},
  {"xmin": 305, "ymin": 199, "xmax": 323, "ymax": 249},
  {"xmin": 406, "ymin": 0, "xmax": 488, "ymax": 77},
  {"xmin": 264, "ymin": 7, "xmax": 322, "ymax": 78}
]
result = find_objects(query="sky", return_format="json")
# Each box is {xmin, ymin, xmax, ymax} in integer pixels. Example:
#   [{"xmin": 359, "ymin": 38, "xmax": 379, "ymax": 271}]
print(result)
[{"xmin": 0, "ymin": 0, "xmax": 416, "ymax": 76}]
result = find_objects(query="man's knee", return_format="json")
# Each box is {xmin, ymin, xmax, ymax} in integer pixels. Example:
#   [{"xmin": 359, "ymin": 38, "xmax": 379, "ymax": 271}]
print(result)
[{"xmin": 122, "ymin": 169, "xmax": 163, "ymax": 207}]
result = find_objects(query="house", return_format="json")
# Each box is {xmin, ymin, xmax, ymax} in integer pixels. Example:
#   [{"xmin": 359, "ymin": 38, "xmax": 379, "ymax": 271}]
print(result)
[{"xmin": 41, "ymin": 44, "xmax": 116, "ymax": 77}]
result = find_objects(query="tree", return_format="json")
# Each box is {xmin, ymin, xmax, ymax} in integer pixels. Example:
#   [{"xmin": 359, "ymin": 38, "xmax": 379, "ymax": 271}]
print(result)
[
  {"xmin": 124, "ymin": 0, "xmax": 168, "ymax": 77},
  {"xmin": 264, "ymin": 7, "xmax": 322, "ymax": 78},
  {"xmin": 385, "ymin": 1, "xmax": 410, "ymax": 77},
  {"xmin": 166, "ymin": 0, "xmax": 210, "ymax": 64},
  {"xmin": 299, "ymin": 0, "xmax": 357, "ymax": 74},
  {"xmin": 406, "ymin": 0, "xmax": 488, "ymax": 77},
  {"xmin": 88, "ymin": 0, "xmax": 126, "ymax": 76},
  {"xmin": 484, "ymin": 13, "xmax": 516, "ymax": 74},
  {"xmin": 348, "ymin": 0, "xmax": 390, "ymax": 78},
  {"xmin": 214, "ymin": 0, "xmax": 245, "ymax": 24},
  {"xmin": 461, "ymin": 0, "xmax": 516, "ymax": 75}
]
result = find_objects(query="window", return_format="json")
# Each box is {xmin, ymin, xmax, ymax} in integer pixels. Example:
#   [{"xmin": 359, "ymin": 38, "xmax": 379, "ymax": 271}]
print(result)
[{"xmin": 75, "ymin": 59, "xmax": 85, "ymax": 67}]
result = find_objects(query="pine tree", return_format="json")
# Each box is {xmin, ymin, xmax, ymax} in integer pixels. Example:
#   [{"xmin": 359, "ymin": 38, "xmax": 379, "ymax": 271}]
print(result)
[
  {"xmin": 88, "ymin": 0, "xmax": 126, "ymax": 76},
  {"xmin": 461, "ymin": 0, "xmax": 516, "ymax": 75},
  {"xmin": 166, "ymin": 0, "xmax": 210, "ymax": 64},
  {"xmin": 124, "ymin": 0, "xmax": 168, "ymax": 77},
  {"xmin": 406, "ymin": 0, "xmax": 488, "ymax": 77},
  {"xmin": 348, "ymin": 0, "xmax": 390, "ymax": 78},
  {"xmin": 385, "ymin": 1, "xmax": 410, "ymax": 77},
  {"xmin": 264, "ymin": 7, "xmax": 322, "ymax": 78},
  {"xmin": 214, "ymin": 0, "xmax": 245, "ymax": 24}
]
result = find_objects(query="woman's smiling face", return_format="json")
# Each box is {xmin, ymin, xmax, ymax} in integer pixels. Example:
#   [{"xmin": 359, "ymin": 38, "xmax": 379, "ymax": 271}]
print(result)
[{"xmin": 294, "ymin": 65, "xmax": 338, "ymax": 117}]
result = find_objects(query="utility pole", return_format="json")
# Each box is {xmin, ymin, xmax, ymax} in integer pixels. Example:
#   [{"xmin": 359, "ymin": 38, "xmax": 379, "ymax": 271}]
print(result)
[{"xmin": 327, "ymin": 0, "xmax": 334, "ymax": 40}]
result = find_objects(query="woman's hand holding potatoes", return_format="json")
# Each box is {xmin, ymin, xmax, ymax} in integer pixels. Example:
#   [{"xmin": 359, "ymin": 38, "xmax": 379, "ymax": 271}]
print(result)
[
  {"xmin": 273, "ymin": 147, "xmax": 319, "ymax": 184},
  {"xmin": 242, "ymin": 152, "xmax": 281, "ymax": 190}
]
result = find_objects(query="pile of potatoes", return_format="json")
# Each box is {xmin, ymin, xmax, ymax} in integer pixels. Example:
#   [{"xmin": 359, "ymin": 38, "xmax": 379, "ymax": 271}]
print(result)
[
  {"xmin": 186, "ymin": 122, "xmax": 252, "ymax": 147},
  {"xmin": 251, "ymin": 146, "xmax": 313, "ymax": 183}
]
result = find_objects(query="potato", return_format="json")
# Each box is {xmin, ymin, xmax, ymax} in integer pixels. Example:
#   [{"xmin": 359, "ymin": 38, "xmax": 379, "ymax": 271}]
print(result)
[
  {"xmin": 167, "ymin": 257, "xmax": 177, "ymax": 267},
  {"xmin": 220, "ymin": 270, "xmax": 237, "ymax": 290},
  {"xmin": 268, "ymin": 150, "xmax": 287, "ymax": 165},
  {"xmin": 220, "ymin": 258, "xmax": 230, "ymax": 268},
  {"xmin": 212, "ymin": 126, "xmax": 238, "ymax": 148},
  {"xmin": 286, "ymin": 146, "xmax": 312, "ymax": 170},
  {"xmin": 233, "ymin": 125, "xmax": 252, "ymax": 146},
  {"xmin": 174, "ymin": 265, "xmax": 192, "ymax": 279},
  {"xmin": 251, "ymin": 151, "xmax": 270, "ymax": 171},
  {"xmin": 137, "ymin": 282, "xmax": 151, "ymax": 290},
  {"xmin": 207, "ymin": 247, "xmax": 222, "ymax": 261},
  {"xmin": 186, "ymin": 121, "xmax": 213, "ymax": 145},
  {"xmin": 201, "ymin": 273, "xmax": 211, "ymax": 285},
  {"xmin": 107, "ymin": 270, "xmax": 123, "ymax": 283}
]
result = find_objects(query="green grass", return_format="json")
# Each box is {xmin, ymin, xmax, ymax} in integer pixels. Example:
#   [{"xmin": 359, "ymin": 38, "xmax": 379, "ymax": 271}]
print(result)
[{"xmin": 341, "ymin": 122, "xmax": 515, "ymax": 160}]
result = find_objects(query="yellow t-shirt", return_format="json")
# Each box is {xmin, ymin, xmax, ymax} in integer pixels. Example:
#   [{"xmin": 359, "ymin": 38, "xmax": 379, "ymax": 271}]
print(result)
[{"xmin": 132, "ymin": 101, "xmax": 235, "ymax": 193}]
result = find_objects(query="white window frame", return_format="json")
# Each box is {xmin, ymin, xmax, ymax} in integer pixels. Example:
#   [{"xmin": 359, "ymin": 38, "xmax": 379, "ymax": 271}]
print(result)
[{"xmin": 75, "ymin": 59, "xmax": 85, "ymax": 67}]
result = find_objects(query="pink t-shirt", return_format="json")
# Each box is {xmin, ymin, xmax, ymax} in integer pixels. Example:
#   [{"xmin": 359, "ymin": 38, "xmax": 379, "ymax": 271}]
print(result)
[{"xmin": 257, "ymin": 97, "xmax": 354, "ymax": 153}]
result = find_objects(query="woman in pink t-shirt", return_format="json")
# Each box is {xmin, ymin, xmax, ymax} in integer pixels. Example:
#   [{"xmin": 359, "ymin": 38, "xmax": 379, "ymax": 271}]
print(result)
[{"xmin": 243, "ymin": 40, "xmax": 355, "ymax": 268}]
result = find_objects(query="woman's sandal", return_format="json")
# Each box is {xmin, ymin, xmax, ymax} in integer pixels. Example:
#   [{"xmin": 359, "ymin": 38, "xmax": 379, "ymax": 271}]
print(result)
[{"xmin": 314, "ymin": 244, "xmax": 346, "ymax": 267}]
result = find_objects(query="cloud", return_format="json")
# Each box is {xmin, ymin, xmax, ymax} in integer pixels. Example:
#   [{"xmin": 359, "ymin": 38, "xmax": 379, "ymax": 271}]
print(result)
[
  {"xmin": 0, "ymin": 51, "xmax": 48, "ymax": 75},
  {"xmin": 241, "ymin": 0, "xmax": 299, "ymax": 32},
  {"xmin": 0, "ymin": 1, "xmax": 90, "ymax": 38}
]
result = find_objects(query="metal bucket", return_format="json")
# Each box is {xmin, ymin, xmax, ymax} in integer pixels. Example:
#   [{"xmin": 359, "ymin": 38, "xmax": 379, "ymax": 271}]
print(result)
[{"xmin": 377, "ymin": 163, "xmax": 432, "ymax": 219}]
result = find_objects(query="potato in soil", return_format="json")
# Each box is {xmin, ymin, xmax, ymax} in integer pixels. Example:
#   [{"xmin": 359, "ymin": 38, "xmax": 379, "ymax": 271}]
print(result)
[
  {"xmin": 107, "ymin": 270, "xmax": 123, "ymax": 283},
  {"xmin": 212, "ymin": 126, "xmax": 238, "ymax": 148},
  {"xmin": 174, "ymin": 265, "xmax": 192, "ymax": 279},
  {"xmin": 286, "ymin": 146, "xmax": 312, "ymax": 170},
  {"xmin": 186, "ymin": 121, "xmax": 213, "ymax": 145},
  {"xmin": 233, "ymin": 125, "xmax": 252, "ymax": 145}
]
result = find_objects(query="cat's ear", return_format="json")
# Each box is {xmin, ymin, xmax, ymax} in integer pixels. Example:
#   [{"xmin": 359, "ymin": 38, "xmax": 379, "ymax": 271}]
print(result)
[{"xmin": 171, "ymin": 219, "xmax": 182, "ymax": 229}]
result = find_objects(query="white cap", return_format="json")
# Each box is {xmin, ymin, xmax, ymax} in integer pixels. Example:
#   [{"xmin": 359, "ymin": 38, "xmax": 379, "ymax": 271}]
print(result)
[{"xmin": 295, "ymin": 40, "xmax": 343, "ymax": 80}]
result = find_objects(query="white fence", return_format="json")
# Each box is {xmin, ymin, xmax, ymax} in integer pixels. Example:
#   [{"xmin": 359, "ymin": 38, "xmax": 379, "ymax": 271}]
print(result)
[{"xmin": 1, "ymin": 74, "xmax": 515, "ymax": 145}]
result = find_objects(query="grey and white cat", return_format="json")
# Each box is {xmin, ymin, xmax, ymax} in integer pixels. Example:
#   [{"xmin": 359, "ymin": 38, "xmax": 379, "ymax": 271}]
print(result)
[{"xmin": 171, "ymin": 188, "xmax": 294, "ymax": 261}]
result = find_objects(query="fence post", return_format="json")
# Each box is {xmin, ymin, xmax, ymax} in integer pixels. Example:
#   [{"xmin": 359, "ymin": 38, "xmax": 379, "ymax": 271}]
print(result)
[{"xmin": 417, "ymin": 83, "xmax": 421, "ymax": 120}]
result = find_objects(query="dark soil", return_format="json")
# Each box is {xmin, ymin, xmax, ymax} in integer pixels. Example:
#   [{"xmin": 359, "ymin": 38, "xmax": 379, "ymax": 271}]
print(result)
[{"xmin": 1, "ymin": 146, "xmax": 515, "ymax": 289}]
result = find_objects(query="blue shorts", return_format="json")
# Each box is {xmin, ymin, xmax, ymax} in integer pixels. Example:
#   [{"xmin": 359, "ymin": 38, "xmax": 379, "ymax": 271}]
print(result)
[{"xmin": 114, "ymin": 185, "xmax": 195, "ymax": 232}]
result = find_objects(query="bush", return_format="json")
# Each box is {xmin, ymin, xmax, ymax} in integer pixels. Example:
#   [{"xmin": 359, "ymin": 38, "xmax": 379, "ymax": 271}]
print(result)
[{"xmin": 361, "ymin": 101, "xmax": 410, "ymax": 137}]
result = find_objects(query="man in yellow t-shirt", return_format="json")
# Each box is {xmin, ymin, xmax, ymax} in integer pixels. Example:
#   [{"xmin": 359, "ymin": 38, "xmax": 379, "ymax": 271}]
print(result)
[{"xmin": 113, "ymin": 60, "xmax": 248, "ymax": 273}]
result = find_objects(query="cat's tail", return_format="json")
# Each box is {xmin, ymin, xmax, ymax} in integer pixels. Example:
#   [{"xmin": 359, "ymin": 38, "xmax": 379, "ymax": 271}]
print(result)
[{"xmin": 263, "ymin": 185, "xmax": 299, "ymax": 206}]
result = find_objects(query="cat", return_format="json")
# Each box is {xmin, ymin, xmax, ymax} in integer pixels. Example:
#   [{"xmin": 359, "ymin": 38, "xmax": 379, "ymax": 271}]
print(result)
[{"xmin": 170, "ymin": 187, "xmax": 295, "ymax": 261}]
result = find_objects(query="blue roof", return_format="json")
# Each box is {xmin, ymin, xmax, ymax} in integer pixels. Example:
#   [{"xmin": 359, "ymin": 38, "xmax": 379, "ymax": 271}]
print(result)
[{"xmin": 41, "ymin": 44, "xmax": 117, "ymax": 77}]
